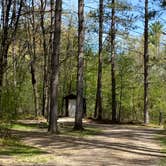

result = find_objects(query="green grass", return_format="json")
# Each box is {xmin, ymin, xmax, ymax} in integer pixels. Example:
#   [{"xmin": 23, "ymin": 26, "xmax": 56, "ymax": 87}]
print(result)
[
  {"xmin": 157, "ymin": 130, "xmax": 166, "ymax": 166},
  {"xmin": 0, "ymin": 121, "xmax": 101, "ymax": 164},
  {"xmin": 11, "ymin": 122, "xmax": 48, "ymax": 131},
  {"xmin": 0, "ymin": 137, "xmax": 45, "ymax": 156},
  {"xmin": 12, "ymin": 121, "xmax": 101, "ymax": 137}
]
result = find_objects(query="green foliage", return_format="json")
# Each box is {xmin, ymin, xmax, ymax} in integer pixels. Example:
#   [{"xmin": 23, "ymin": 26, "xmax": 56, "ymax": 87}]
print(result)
[
  {"xmin": 84, "ymin": 51, "xmax": 98, "ymax": 117},
  {"xmin": 0, "ymin": 0, "xmax": 165, "ymax": 126},
  {"xmin": 163, "ymin": 121, "xmax": 166, "ymax": 129}
]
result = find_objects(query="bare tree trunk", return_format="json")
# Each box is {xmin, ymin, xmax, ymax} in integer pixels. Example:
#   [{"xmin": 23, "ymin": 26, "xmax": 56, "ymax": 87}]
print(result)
[
  {"xmin": 74, "ymin": 0, "xmax": 85, "ymax": 130},
  {"xmin": 94, "ymin": 0, "xmax": 103, "ymax": 120},
  {"xmin": 46, "ymin": 0, "xmax": 54, "ymax": 121},
  {"xmin": 31, "ymin": 0, "xmax": 39, "ymax": 117},
  {"xmin": 111, "ymin": 0, "xmax": 117, "ymax": 123},
  {"xmin": 12, "ymin": 0, "xmax": 17, "ymax": 87},
  {"xmin": 40, "ymin": 0, "xmax": 48, "ymax": 117},
  {"xmin": 48, "ymin": 0, "xmax": 62, "ymax": 133},
  {"xmin": 143, "ymin": 0, "xmax": 149, "ymax": 124}
]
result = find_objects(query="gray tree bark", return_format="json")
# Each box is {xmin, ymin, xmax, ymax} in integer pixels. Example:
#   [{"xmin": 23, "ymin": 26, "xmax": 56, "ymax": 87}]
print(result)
[
  {"xmin": 74, "ymin": 0, "xmax": 85, "ymax": 130},
  {"xmin": 111, "ymin": 0, "xmax": 117, "ymax": 123},
  {"xmin": 143, "ymin": 0, "xmax": 149, "ymax": 124},
  {"xmin": 46, "ymin": 0, "xmax": 55, "ymax": 121},
  {"xmin": 40, "ymin": 0, "xmax": 48, "ymax": 117},
  {"xmin": 31, "ymin": 0, "xmax": 39, "ymax": 117},
  {"xmin": 48, "ymin": 0, "xmax": 62, "ymax": 133}
]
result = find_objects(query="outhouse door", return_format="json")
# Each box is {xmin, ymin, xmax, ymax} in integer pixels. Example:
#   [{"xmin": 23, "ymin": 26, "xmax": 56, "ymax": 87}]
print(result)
[{"xmin": 68, "ymin": 99, "xmax": 76, "ymax": 117}]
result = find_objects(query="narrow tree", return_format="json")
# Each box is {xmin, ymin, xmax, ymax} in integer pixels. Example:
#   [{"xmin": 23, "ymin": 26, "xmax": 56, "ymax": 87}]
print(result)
[
  {"xmin": 143, "ymin": 0, "xmax": 149, "ymax": 124},
  {"xmin": 111, "ymin": 0, "xmax": 117, "ymax": 123},
  {"xmin": 94, "ymin": 0, "xmax": 103, "ymax": 120},
  {"xmin": 40, "ymin": 0, "xmax": 48, "ymax": 117},
  {"xmin": 30, "ymin": 0, "xmax": 39, "ymax": 117},
  {"xmin": 74, "ymin": 0, "xmax": 85, "ymax": 130},
  {"xmin": 48, "ymin": 0, "xmax": 62, "ymax": 133},
  {"xmin": 47, "ymin": 0, "xmax": 55, "ymax": 120},
  {"xmin": 12, "ymin": 0, "xmax": 17, "ymax": 87}
]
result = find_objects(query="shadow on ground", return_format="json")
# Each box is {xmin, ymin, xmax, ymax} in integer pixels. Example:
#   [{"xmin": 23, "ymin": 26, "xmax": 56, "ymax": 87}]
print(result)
[{"xmin": 1, "ymin": 118, "xmax": 166, "ymax": 166}]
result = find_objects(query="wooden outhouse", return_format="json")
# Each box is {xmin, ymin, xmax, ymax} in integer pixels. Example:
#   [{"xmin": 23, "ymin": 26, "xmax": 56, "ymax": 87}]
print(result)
[{"xmin": 63, "ymin": 94, "xmax": 86, "ymax": 117}]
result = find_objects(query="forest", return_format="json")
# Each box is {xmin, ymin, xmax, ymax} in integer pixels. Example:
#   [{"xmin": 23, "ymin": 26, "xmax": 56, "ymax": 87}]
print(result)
[{"xmin": 0, "ymin": 0, "xmax": 166, "ymax": 165}]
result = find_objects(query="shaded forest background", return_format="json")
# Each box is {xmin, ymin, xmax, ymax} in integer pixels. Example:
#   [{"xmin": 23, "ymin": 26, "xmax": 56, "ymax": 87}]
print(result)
[{"xmin": 0, "ymin": 0, "xmax": 166, "ymax": 132}]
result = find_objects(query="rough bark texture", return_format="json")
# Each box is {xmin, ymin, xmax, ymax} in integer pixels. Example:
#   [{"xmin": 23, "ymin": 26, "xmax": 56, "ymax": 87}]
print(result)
[
  {"xmin": 143, "ymin": 0, "xmax": 149, "ymax": 124},
  {"xmin": 40, "ymin": 0, "xmax": 48, "ymax": 117},
  {"xmin": 94, "ymin": 0, "xmax": 103, "ymax": 120},
  {"xmin": 31, "ymin": 0, "xmax": 39, "ymax": 117},
  {"xmin": 46, "ymin": 0, "xmax": 55, "ymax": 121},
  {"xmin": 111, "ymin": 0, "xmax": 117, "ymax": 123},
  {"xmin": 48, "ymin": 0, "xmax": 62, "ymax": 133},
  {"xmin": 74, "ymin": 0, "xmax": 85, "ymax": 130}
]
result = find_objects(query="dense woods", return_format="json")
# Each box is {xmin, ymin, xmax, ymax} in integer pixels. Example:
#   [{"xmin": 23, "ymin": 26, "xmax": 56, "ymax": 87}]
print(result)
[
  {"xmin": 1, "ymin": 1, "xmax": 166, "ymax": 165},
  {"xmin": 0, "ymin": 0, "xmax": 166, "ymax": 133}
]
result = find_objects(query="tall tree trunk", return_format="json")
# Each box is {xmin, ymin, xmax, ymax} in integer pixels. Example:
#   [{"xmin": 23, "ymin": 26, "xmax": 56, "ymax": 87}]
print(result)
[
  {"xmin": 31, "ymin": 0, "xmax": 39, "ymax": 117},
  {"xmin": 74, "ymin": 0, "xmax": 85, "ymax": 130},
  {"xmin": 12, "ymin": 0, "xmax": 17, "ymax": 115},
  {"xmin": 94, "ymin": 0, "xmax": 103, "ymax": 120},
  {"xmin": 48, "ymin": 0, "xmax": 62, "ymax": 133},
  {"xmin": 111, "ymin": 0, "xmax": 117, "ymax": 123},
  {"xmin": 0, "ymin": 0, "xmax": 11, "ymax": 89},
  {"xmin": 40, "ymin": 0, "xmax": 48, "ymax": 117},
  {"xmin": 47, "ymin": 0, "xmax": 54, "ymax": 121},
  {"xmin": 12, "ymin": 0, "xmax": 17, "ymax": 87},
  {"xmin": 143, "ymin": 0, "xmax": 149, "ymax": 124}
]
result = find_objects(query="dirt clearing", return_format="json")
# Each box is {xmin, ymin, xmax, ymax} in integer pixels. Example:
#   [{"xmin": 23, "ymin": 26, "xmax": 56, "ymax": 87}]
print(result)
[{"xmin": 0, "ymin": 118, "xmax": 165, "ymax": 166}]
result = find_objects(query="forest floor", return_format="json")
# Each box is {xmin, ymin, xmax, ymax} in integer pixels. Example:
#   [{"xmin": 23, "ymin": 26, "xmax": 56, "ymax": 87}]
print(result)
[{"xmin": 0, "ymin": 118, "xmax": 166, "ymax": 166}]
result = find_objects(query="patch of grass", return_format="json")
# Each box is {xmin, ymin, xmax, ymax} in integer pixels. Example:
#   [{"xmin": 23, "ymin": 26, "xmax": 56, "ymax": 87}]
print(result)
[
  {"xmin": 11, "ymin": 122, "xmax": 48, "ymax": 131},
  {"xmin": 156, "ymin": 130, "xmax": 166, "ymax": 166},
  {"xmin": 60, "ymin": 125, "xmax": 102, "ymax": 137},
  {"xmin": 11, "ymin": 124, "xmax": 36, "ymax": 131},
  {"xmin": 16, "ymin": 154, "xmax": 55, "ymax": 164},
  {"xmin": 0, "ymin": 137, "xmax": 45, "ymax": 156},
  {"xmin": 147, "ymin": 123, "xmax": 161, "ymax": 128}
]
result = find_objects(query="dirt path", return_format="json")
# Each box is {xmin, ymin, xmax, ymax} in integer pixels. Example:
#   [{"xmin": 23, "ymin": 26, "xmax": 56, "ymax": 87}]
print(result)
[{"xmin": 0, "ymin": 118, "xmax": 166, "ymax": 166}]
